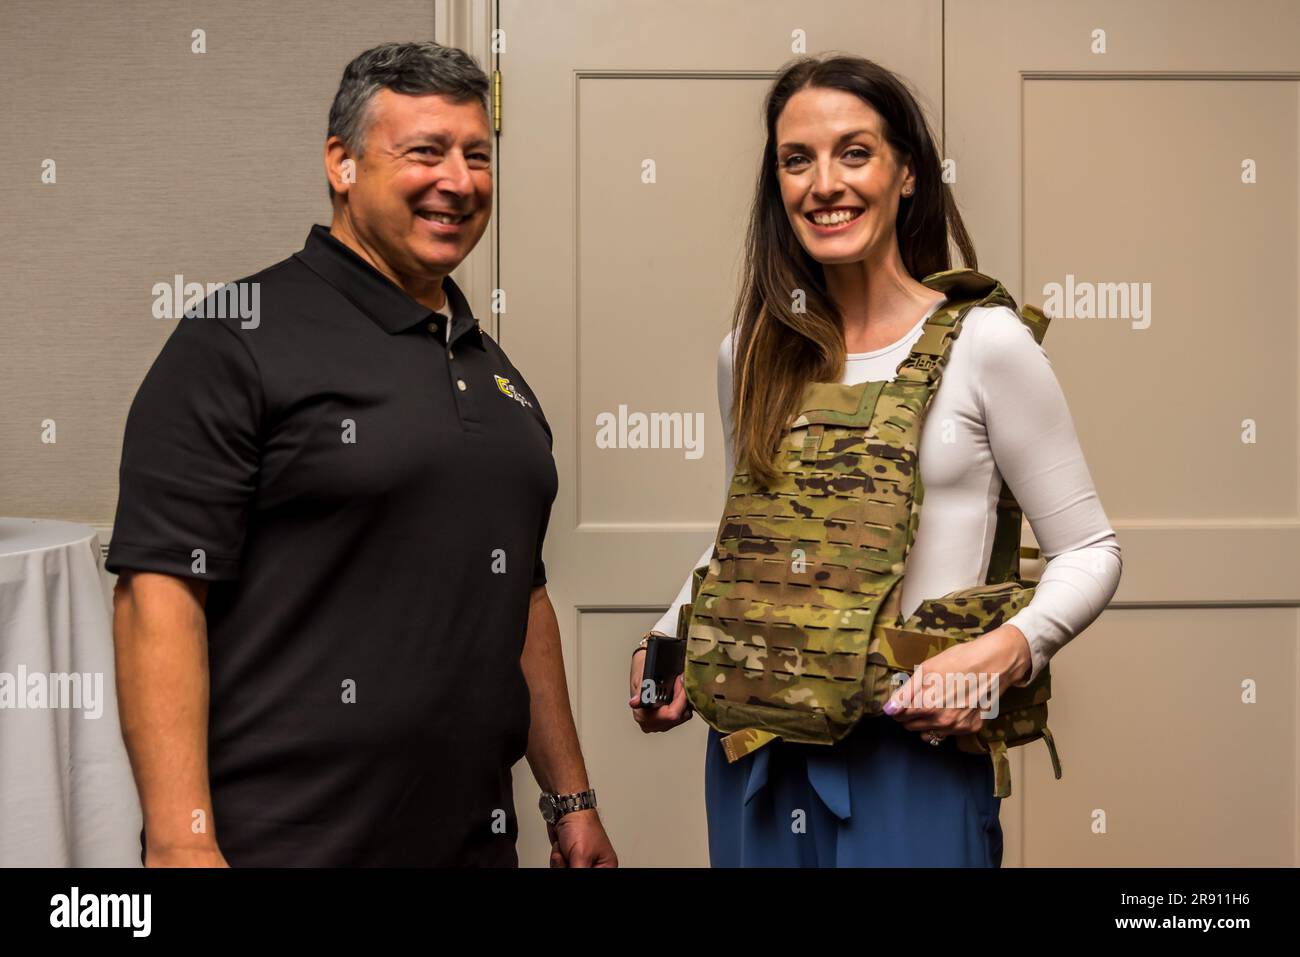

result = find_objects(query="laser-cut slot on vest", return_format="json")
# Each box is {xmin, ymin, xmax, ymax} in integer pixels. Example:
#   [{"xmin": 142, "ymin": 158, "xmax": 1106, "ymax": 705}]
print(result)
[{"xmin": 678, "ymin": 268, "xmax": 1062, "ymax": 798}]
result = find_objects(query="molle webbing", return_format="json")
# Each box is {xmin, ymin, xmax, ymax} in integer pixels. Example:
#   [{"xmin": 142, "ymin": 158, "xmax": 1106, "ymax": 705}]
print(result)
[
  {"xmin": 686, "ymin": 269, "xmax": 1007, "ymax": 749},
  {"xmin": 681, "ymin": 268, "xmax": 1060, "ymax": 796}
]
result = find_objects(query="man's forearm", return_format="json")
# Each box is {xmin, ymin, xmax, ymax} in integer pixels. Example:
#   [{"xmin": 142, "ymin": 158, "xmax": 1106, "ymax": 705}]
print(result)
[
  {"xmin": 520, "ymin": 586, "xmax": 590, "ymax": 795},
  {"xmin": 112, "ymin": 572, "xmax": 221, "ymax": 857}
]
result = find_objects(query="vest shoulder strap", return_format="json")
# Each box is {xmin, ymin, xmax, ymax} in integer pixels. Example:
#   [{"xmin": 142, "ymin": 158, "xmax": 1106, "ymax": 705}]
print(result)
[
  {"xmin": 965, "ymin": 284, "xmax": 1054, "ymax": 585},
  {"xmin": 894, "ymin": 268, "xmax": 1012, "ymax": 388},
  {"xmin": 918, "ymin": 266, "xmax": 1004, "ymax": 304}
]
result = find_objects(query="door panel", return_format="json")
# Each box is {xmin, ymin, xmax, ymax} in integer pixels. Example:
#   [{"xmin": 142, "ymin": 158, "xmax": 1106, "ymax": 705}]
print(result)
[
  {"xmin": 946, "ymin": 0, "xmax": 1300, "ymax": 864},
  {"xmin": 498, "ymin": 0, "xmax": 943, "ymax": 867}
]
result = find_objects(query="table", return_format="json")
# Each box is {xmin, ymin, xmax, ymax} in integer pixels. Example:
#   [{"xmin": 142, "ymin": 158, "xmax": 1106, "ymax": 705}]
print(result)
[{"xmin": 0, "ymin": 517, "xmax": 142, "ymax": 866}]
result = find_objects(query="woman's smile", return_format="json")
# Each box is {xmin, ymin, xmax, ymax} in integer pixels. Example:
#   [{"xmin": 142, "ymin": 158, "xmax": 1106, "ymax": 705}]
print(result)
[{"xmin": 805, "ymin": 205, "xmax": 865, "ymax": 233}]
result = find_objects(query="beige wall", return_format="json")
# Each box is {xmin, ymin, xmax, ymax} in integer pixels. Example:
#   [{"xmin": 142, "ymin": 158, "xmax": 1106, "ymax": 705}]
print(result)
[
  {"xmin": 0, "ymin": 0, "xmax": 469, "ymax": 526},
  {"xmin": 3, "ymin": 0, "xmax": 1298, "ymax": 867}
]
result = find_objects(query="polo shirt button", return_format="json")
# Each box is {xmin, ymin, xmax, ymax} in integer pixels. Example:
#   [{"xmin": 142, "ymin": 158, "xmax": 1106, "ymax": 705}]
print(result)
[
  {"xmin": 448, "ymin": 350, "xmax": 455, "ymax": 359},
  {"xmin": 427, "ymin": 321, "xmax": 438, "ymax": 334},
  {"xmin": 456, "ymin": 379, "xmax": 467, "ymax": 391}
]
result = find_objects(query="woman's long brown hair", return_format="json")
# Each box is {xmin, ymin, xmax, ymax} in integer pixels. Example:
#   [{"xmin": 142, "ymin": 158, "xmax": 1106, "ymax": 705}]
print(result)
[{"xmin": 731, "ymin": 55, "xmax": 977, "ymax": 486}]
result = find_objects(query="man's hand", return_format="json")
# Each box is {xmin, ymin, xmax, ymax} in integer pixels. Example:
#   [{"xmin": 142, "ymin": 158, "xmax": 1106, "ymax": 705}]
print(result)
[{"xmin": 546, "ymin": 809, "xmax": 616, "ymax": 868}]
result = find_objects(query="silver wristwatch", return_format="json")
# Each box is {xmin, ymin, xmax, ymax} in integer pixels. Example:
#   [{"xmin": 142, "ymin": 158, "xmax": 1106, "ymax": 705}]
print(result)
[{"xmin": 538, "ymin": 788, "xmax": 597, "ymax": 824}]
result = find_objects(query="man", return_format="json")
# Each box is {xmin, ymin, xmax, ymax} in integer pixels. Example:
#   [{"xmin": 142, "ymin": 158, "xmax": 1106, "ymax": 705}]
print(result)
[{"xmin": 107, "ymin": 41, "xmax": 615, "ymax": 867}]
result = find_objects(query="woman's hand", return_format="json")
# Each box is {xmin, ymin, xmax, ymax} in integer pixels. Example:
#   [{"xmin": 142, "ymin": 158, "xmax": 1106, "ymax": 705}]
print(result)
[
  {"xmin": 628, "ymin": 647, "xmax": 693, "ymax": 732},
  {"xmin": 883, "ymin": 624, "xmax": 1032, "ymax": 746}
]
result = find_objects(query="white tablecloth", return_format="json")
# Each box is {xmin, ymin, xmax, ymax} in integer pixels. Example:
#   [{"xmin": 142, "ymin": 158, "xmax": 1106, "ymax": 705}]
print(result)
[{"xmin": 0, "ymin": 518, "xmax": 141, "ymax": 866}]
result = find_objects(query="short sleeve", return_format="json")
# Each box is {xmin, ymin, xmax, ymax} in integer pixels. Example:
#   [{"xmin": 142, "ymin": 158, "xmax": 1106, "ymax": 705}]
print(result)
[
  {"xmin": 105, "ymin": 316, "xmax": 264, "ymax": 581},
  {"xmin": 530, "ymin": 498, "xmax": 551, "ymax": 588}
]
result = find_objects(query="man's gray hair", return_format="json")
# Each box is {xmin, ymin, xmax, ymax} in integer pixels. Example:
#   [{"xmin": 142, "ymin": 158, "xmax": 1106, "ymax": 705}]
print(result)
[{"xmin": 326, "ymin": 41, "xmax": 490, "ymax": 199}]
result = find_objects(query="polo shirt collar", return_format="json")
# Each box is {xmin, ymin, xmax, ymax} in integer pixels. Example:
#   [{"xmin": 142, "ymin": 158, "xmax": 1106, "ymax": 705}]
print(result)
[{"xmin": 294, "ymin": 223, "xmax": 485, "ymax": 348}]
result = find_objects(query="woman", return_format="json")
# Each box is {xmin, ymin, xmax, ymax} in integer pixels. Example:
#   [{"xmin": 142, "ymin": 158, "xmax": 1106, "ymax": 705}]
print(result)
[{"xmin": 628, "ymin": 54, "xmax": 1121, "ymax": 867}]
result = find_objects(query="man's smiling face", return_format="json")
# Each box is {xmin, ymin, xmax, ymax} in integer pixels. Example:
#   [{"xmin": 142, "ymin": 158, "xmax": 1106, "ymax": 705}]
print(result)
[{"xmin": 335, "ymin": 88, "xmax": 493, "ymax": 280}]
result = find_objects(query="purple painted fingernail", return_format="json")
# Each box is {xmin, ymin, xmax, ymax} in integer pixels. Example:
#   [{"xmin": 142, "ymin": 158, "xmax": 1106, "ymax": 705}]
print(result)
[{"xmin": 883, "ymin": 699, "xmax": 899, "ymax": 716}]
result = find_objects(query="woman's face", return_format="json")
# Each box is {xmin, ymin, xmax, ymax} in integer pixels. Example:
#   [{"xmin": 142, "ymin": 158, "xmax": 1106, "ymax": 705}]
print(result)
[{"xmin": 774, "ymin": 87, "xmax": 912, "ymax": 266}]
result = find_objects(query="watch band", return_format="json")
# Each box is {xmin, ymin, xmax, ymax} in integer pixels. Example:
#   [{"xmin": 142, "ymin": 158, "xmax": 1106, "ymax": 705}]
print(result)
[
  {"xmin": 557, "ymin": 789, "xmax": 596, "ymax": 815},
  {"xmin": 540, "ymin": 788, "xmax": 597, "ymax": 824}
]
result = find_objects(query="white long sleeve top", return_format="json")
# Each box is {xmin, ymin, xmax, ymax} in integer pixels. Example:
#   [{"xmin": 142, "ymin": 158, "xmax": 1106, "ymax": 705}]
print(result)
[{"xmin": 651, "ymin": 298, "xmax": 1123, "ymax": 685}]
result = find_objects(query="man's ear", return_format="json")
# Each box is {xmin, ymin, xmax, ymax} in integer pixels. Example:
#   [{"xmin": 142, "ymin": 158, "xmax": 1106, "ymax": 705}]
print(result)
[{"xmin": 325, "ymin": 135, "xmax": 357, "ymax": 196}]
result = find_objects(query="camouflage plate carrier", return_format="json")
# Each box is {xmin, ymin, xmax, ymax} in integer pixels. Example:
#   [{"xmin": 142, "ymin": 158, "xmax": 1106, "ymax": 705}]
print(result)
[{"xmin": 677, "ymin": 268, "xmax": 1063, "ymax": 798}]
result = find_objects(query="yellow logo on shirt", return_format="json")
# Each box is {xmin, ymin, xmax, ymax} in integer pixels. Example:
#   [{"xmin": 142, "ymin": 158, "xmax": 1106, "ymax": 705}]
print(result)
[{"xmin": 494, "ymin": 374, "xmax": 533, "ymax": 408}]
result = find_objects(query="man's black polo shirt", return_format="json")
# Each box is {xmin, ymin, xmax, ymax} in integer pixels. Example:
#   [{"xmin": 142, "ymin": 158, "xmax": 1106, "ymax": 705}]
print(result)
[{"xmin": 106, "ymin": 224, "xmax": 557, "ymax": 866}]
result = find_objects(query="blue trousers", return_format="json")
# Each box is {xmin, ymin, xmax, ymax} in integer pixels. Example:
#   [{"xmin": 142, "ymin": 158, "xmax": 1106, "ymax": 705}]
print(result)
[{"xmin": 704, "ymin": 714, "xmax": 1003, "ymax": 867}]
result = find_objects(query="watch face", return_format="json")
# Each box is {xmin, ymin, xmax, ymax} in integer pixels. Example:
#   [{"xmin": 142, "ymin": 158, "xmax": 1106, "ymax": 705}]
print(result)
[{"xmin": 538, "ymin": 793, "xmax": 556, "ymax": 824}]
